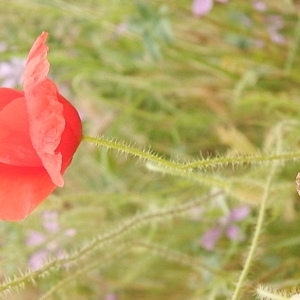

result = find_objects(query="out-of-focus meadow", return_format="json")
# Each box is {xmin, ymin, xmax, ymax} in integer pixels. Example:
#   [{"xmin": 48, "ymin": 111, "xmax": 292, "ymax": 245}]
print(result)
[{"xmin": 0, "ymin": 0, "xmax": 300, "ymax": 299}]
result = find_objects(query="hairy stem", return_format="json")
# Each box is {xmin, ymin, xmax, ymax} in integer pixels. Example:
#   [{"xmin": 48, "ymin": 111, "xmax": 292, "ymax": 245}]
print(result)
[
  {"xmin": 231, "ymin": 162, "xmax": 278, "ymax": 300},
  {"xmin": 256, "ymin": 286, "xmax": 289, "ymax": 300},
  {"xmin": 83, "ymin": 135, "xmax": 300, "ymax": 171}
]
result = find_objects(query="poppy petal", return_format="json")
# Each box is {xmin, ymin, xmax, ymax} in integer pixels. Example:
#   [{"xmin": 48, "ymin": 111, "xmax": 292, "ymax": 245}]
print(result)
[
  {"xmin": 23, "ymin": 32, "xmax": 49, "ymax": 88},
  {"xmin": 23, "ymin": 32, "xmax": 65, "ymax": 187},
  {"xmin": 0, "ymin": 97, "xmax": 42, "ymax": 166},
  {"xmin": 0, "ymin": 163, "xmax": 56, "ymax": 221},
  {"xmin": 57, "ymin": 94, "xmax": 82, "ymax": 170},
  {"xmin": 58, "ymin": 94, "xmax": 82, "ymax": 144},
  {"xmin": 0, "ymin": 87, "xmax": 23, "ymax": 111},
  {"xmin": 0, "ymin": 32, "xmax": 82, "ymax": 221}
]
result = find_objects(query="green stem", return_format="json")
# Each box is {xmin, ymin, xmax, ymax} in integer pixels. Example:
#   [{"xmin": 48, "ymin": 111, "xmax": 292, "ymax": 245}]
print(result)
[
  {"xmin": 0, "ymin": 194, "xmax": 218, "ymax": 297},
  {"xmin": 284, "ymin": 14, "xmax": 300, "ymax": 74},
  {"xmin": 83, "ymin": 135, "xmax": 300, "ymax": 170},
  {"xmin": 231, "ymin": 162, "xmax": 278, "ymax": 300}
]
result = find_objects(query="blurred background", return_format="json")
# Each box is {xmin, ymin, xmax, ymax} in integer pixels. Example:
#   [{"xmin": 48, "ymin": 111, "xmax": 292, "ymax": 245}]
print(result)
[{"xmin": 0, "ymin": 1, "xmax": 300, "ymax": 299}]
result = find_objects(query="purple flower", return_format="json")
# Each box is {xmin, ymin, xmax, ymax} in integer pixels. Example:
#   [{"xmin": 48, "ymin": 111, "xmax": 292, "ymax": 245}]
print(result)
[
  {"xmin": 252, "ymin": 6, "xmax": 286, "ymax": 46},
  {"xmin": 267, "ymin": 15, "xmax": 285, "ymax": 44},
  {"xmin": 228, "ymin": 206, "xmax": 250, "ymax": 221},
  {"xmin": 105, "ymin": 293, "xmax": 118, "ymax": 300},
  {"xmin": 201, "ymin": 205, "xmax": 250, "ymax": 251},
  {"xmin": 201, "ymin": 227, "xmax": 223, "ymax": 250},
  {"xmin": 253, "ymin": 1, "xmax": 267, "ymax": 12},
  {"xmin": 192, "ymin": 0, "xmax": 229, "ymax": 16},
  {"xmin": 26, "ymin": 211, "xmax": 76, "ymax": 271},
  {"xmin": 26, "ymin": 231, "xmax": 46, "ymax": 246},
  {"xmin": 43, "ymin": 210, "xmax": 60, "ymax": 233}
]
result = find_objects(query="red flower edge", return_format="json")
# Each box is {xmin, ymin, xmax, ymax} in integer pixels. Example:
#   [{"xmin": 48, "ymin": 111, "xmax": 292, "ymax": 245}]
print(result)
[{"xmin": 0, "ymin": 32, "xmax": 82, "ymax": 221}]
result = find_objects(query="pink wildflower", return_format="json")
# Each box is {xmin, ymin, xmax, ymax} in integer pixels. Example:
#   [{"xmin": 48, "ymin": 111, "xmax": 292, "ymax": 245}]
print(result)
[
  {"xmin": 192, "ymin": 0, "xmax": 229, "ymax": 16},
  {"xmin": 201, "ymin": 205, "xmax": 250, "ymax": 251}
]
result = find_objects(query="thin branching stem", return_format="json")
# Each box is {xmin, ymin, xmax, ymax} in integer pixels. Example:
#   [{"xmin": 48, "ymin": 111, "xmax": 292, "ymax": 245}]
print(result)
[
  {"xmin": 83, "ymin": 135, "xmax": 300, "ymax": 171},
  {"xmin": 39, "ymin": 239, "xmax": 227, "ymax": 300},
  {"xmin": 0, "ymin": 193, "xmax": 219, "ymax": 296},
  {"xmin": 38, "ymin": 243, "xmax": 128, "ymax": 300},
  {"xmin": 231, "ymin": 119, "xmax": 286, "ymax": 300},
  {"xmin": 231, "ymin": 162, "xmax": 278, "ymax": 300}
]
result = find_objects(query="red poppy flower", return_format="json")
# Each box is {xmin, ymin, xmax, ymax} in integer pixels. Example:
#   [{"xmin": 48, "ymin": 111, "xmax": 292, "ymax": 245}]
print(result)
[{"xmin": 0, "ymin": 32, "xmax": 82, "ymax": 221}]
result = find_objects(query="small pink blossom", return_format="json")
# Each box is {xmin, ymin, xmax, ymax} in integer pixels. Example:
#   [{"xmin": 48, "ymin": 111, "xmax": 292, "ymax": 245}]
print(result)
[
  {"xmin": 192, "ymin": 0, "xmax": 213, "ymax": 16},
  {"xmin": 105, "ymin": 293, "xmax": 118, "ymax": 300},
  {"xmin": 43, "ymin": 211, "xmax": 60, "ymax": 233},
  {"xmin": 253, "ymin": 1, "xmax": 267, "ymax": 12},
  {"xmin": 226, "ymin": 225, "xmax": 240, "ymax": 240},
  {"xmin": 267, "ymin": 15, "xmax": 285, "ymax": 44},
  {"xmin": 201, "ymin": 205, "xmax": 250, "ymax": 251},
  {"xmin": 192, "ymin": 0, "xmax": 229, "ymax": 16},
  {"xmin": 26, "ymin": 231, "xmax": 46, "ymax": 246},
  {"xmin": 28, "ymin": 249, "xmax": 49, "ymax": 271},
  {"xmin": 229, "ymin": 206, "xmax": 250, "ymax": 221},
  {"xmin": 26, "ymin": 211, "xmax": 76, "ymax": 271},
  {"xmin": 201, "ymin": 227, "xmax": 223, "ymax": 251}
]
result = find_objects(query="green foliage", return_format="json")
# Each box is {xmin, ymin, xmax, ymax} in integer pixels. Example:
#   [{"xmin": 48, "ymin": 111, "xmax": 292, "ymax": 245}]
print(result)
[{"xmin": 0, "ymin": 0, "xmax": 300, "ymax": 299}]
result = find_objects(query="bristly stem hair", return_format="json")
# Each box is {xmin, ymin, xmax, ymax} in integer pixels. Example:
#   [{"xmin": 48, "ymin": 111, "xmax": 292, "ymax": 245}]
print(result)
[{"xmin": 83, "ymin": 135, "xmax": 300, "ymax": 171}]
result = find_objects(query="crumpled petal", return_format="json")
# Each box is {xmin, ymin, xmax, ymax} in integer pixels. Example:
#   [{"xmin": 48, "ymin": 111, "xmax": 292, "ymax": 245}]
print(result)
[
  {"xmin": 23, "ymin": 32, "xmax": 49, "ymax": 88},
  {"xmin": 23, "ymin": 32, "xmax": 65, "ymax": 187}
]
